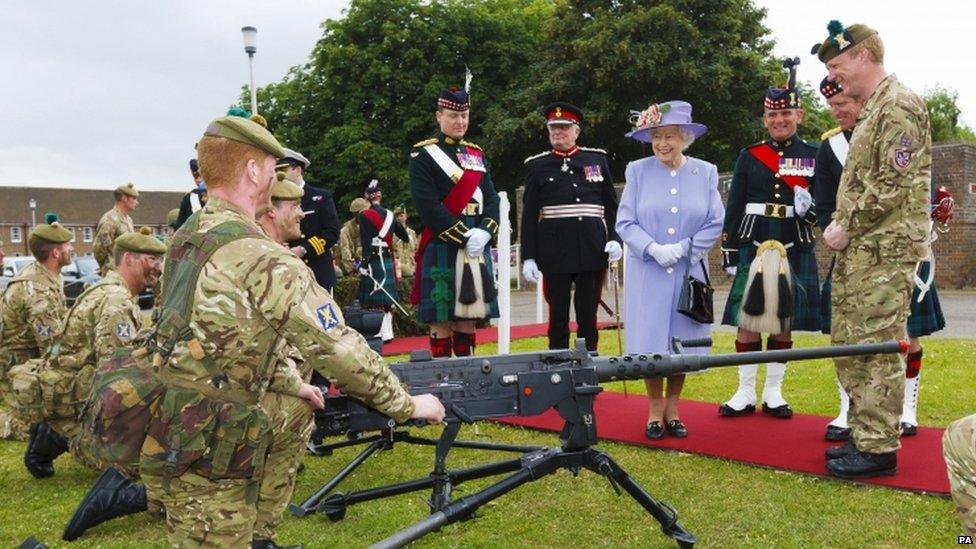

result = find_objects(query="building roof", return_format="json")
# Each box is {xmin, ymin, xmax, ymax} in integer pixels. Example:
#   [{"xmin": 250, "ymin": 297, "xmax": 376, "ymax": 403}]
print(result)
[{"xmin": 0, "ymin": 186, "xmax": 186, "ymax": 226}]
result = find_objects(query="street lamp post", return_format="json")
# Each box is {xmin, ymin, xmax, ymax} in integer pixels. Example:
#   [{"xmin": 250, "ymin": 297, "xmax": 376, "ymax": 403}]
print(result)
[
  {"xmin": 241, "ymin": 26, "xmax": 258, "ymax": 115},
  {"xmin": 29, "ymin": 198, "xmax": 36, "ymax": 228}
]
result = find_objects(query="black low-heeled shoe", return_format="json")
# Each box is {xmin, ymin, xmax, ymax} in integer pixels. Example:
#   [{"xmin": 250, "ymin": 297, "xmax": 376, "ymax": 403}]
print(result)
[
  {"xmin": 666, "ymin": 419, "xmax": 688, "ymax": 438},
  {"xmin": 645, "ymin": 421, "xmax": 664, "ymax": 440}
]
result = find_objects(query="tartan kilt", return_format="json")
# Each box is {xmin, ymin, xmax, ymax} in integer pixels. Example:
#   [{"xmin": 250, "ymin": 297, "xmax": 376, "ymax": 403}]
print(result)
[
  {"xmin": 722, "ymin": 242, "xmax": 821, "ymax": 332},
  {"xmin": 358, "ymin": 252, "xmax": 399, "ymax": 308},
  {"xmin": 417, "ymin": 239, "xmax": 499, "ymax": 324}
]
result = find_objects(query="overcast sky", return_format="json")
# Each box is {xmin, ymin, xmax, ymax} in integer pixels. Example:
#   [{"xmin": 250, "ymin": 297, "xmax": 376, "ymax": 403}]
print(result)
[{"xmin": 0, "ymin": 0, "xmax": 971, "ymax": 193}]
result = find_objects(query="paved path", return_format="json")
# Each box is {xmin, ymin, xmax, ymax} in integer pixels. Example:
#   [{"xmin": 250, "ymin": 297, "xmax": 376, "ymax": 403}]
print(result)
[{"xmin": 507, "ymin": 285, "xmax": 976, "ymax": 339}]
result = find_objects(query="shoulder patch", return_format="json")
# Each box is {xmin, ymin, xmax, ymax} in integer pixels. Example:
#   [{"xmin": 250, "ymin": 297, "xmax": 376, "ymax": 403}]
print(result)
[
  {"xmin": 821, "ymin": 126, "xmax": 843, "ymax": 141},
  {"xmin": 579, "ymin": 146, "xmax": 607, "ymax": 155},
  {"xmin": 523, "ymin": 150, "xmax": 551, "ymax": 164},
  {"xmin": 315, "ymin": 303, "xmax": 340, "ymax": 331},
  {"xmin": 413, "ymin": 138, "xmax": 438, "ymax": 148},
  {"xmin": 116, "ymin": 322, "xmax": 133, "ymax": 339},
  {"xmin": 459, "ymin": 140, "xmax": 482, "ymax": 150}
]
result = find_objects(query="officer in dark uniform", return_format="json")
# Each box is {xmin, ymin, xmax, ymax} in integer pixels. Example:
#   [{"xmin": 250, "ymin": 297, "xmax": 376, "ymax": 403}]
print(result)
[
  {"xmin": 279, "ymin": 148, "xmax": 341, "ymax": 293},
  {"xmin": 718, "ymin": 57, "xmax": 821, "ymax": 419},
  {"xmin": 175, "ymin": 158, "xmax": 207, "ymax": 229},
  {"xmin": 521, "ymin": 102, "xmax": 621, "ymax": 351},
  {"xmin": 409, "ymin": 85, "xmax": 500, "ymax": 358},
  {"xmin": 358, "ymin": 179, "xmax": 409, "ymax": 342}
]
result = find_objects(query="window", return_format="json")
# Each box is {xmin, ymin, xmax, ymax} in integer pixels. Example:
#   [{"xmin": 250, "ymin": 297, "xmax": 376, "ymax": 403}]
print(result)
[
  {"xmin": 68, "ymin": 227, "xmax": 77, "ymax": 242},
  {"xmin": 10, "ymin": 226, "xmax": 22, "ymax": 243},
  {"xmin": 82, "ymin": 227, "xmax": 93, "ymax": 243}
]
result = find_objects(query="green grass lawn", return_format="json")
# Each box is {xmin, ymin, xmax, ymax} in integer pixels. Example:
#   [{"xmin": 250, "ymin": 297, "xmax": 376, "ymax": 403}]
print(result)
[{"xmin": 1, "ymin": 333, "xmax": 971, "ymax": 547}]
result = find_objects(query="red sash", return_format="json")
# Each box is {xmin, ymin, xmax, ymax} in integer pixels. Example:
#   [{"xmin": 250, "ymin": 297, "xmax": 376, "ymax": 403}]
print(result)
[
  {"xmin": 747, "ymin": 143, "xmax": 810, "ymax": 191},
  {"xmin": 362, "ymin": 207, "xmax": 394, "ymax": 249},
  {"xmin": 410, "ymin": 145, "xmax": 485, "ymax": 304}
]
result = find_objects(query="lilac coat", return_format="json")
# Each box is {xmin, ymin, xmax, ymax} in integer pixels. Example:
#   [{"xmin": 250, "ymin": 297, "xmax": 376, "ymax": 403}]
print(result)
[{"xmin": 616, "ymin": 156, "xmax": 725, "ymax": 354}]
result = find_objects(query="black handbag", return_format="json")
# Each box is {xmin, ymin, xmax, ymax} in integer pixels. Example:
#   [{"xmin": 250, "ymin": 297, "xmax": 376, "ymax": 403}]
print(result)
[{"xmin": 676, "ymin": 255, "xmax": 714, "ymax": 324}]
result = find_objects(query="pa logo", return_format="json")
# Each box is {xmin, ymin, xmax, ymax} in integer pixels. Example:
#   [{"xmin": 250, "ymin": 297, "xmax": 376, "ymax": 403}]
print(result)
[{"xmin": 959, "ymin": 535, "xmax": 974, "ymax": 545}]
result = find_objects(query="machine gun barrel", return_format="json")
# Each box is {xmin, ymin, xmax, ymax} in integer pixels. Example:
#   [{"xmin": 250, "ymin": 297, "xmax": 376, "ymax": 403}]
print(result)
[{"xmin": 595, "ymin": 340, "xmax": 907, "ymax": 382}]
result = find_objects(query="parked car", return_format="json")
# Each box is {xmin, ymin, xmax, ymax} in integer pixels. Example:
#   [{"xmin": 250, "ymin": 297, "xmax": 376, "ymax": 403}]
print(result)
[
  {"xmin": 62, "ymin": 256, "xmax": 155, "ymax": 309},
  {"xmin": 1, "ymin": 256, "xmax": 37, "ymax": 291}
]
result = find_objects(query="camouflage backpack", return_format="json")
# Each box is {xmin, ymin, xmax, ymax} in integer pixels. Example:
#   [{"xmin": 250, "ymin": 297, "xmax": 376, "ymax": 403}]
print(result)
[{"xmin": 84, "ymin": 212, "xmax": 264, "ymax": 472}]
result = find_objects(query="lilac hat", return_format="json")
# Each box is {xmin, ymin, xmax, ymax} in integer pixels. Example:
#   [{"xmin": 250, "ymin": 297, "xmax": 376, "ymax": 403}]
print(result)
[{"xmin": 625, "ymin": 100, "xmax": 708, "ymax": 143}]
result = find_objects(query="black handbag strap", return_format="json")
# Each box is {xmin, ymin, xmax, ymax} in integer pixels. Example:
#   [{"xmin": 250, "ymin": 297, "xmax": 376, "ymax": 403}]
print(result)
[{"xmin": 681, "ymin": 238, "xmax": 711, "ymax": 286}]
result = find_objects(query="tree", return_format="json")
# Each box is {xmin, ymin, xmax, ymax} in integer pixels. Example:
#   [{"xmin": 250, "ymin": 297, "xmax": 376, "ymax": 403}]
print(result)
[{"xmin": 924, "ymin": 85, "xmax": 976, "ymax": 144}]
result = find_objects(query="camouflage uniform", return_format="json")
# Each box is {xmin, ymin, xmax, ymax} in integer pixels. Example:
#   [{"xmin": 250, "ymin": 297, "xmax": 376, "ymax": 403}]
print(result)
[
  {"xmin": 944, "ymin": 414, "xmax": 976, "ymax": 535},
  {"xmin": 394, "ymin": 225, "xmax": 418, "ymax": 277},
  {"xmin": 140, "ymin": 198, "xmax": 415, "ymax": 547},
  {"xmin": 831, "ymin": 75, "xmax": 931, "ymax": 454},
  {"xmin": 0, "ymin": 261, "xmax": 66, "ymax": 439},
  {"xmin": 93, "ymin": 206, "xmax": 134, "ymax": 275},
  {"xmin": 338, "ymin": 218, "xmax": 362, "ymax": 276}
]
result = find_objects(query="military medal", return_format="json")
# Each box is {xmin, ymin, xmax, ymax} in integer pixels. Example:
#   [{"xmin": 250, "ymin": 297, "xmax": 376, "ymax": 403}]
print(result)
[
  {"xmin": 583, "ymin": 165, "xmax": 603, "ymax": 182},
  {"xmin": 456, "ymin": 151, "xmax": 487, "ymax": 172},
  {"xmin": 561, "ymin": 159, "xmax": 569, "ymax": 172},
  {"xmin": 779, "ymin": 157, "xmax": 815, "ymax": 177}
]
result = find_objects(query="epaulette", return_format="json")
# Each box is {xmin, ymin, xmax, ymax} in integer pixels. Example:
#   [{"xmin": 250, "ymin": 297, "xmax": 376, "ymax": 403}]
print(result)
[
  {"xmin": 523, "ymin": 150, "xmax": 551, "ymax": 164},
  {"xmin": 821, "ymin": 126, "xmax": 843, "ymax": 141},
  {"xmin": 460, "ymin": 140, "xmax": 482, "ymax": 151},
  {"xmin": 579, "ymin": 146, "xmax": 607, "ymax": 155},
  {"xmin": 413, "ymin": 138, "xmax": 438, "ymax": 148},
  {"xmin": 746, "ymin": 141, "xmax": 765, "ymax": 150}
]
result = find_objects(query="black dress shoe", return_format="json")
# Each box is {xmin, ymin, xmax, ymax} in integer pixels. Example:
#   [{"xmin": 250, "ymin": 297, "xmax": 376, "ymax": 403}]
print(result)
[
  {"xmin": 900, "ymin": 422, "xmax": 918, "ymax": 437},
  {"xmin": 252, "ymin": 539, "xmax": 302, "ymax": 549},
  {"xmin": 826, "ymin": 450, "xmax": 897, "ymax": 479},
  {"xmin": 825, "ymin": 425, "xmax": 851, "ymax": 441},
  {"xmin": 665, "ymin": 420, "xmax": 688, "ymax": 438},
  {"xmin": 718, "ymin": 403, "xmax": 756, "ymax": 417},
  {"xmin": 645, "ymin": 421, "xmax": 664, "ymax": 440},
  {"xmin": 62, "ymin": 467, "xmax": 147, "ymax": 541},
  {"xmin": 761, "ymin": 402, "xmax": 793, "ymax": 419},
  {"xmin": 24, "ymin": 423, "xmax": 68, "ymax": 479},
  {"xmin": 825, "ymin": 440, "xmax": 857, "ymax": 460}
]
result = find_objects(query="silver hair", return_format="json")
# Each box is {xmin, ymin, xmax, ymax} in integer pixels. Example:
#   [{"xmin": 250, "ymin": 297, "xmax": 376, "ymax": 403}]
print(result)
[{"xmin": 650, "ymin": 126, "xmax": 696, "ymax": 151}]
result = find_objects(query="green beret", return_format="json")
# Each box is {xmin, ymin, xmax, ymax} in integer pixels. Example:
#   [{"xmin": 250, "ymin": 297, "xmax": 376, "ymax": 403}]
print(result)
[
  {"xmin": 166, "ymin": 208, "xmax": 180, "ymax": 227},
  {"xmin": 271, "ymin": 178, "xmax": 304, "ymax": 200},
  {"xmin": 116, "ymin": 182, "xmax": 139, "ymax": 198},
  {"xmin": 204, "ymin": 116, "xmax": 285, "ymax": 159},
  {"xmin": 813, "ymin": 20, "xmax": 878, "ymax": 62},
  {"xmin": 29, "ymin": 222, "xmax": 72, "ymax": 244},
  {"xmin": 114, "ymin": 227, "xmax": 167, "ymax": 255},
  {"xmin": 349, "ymin": 197, "xmax": 370, "ymax": 213},
  {"xmin": 393, "ymin": 204, "xmax": 407, "ymax": 215}
]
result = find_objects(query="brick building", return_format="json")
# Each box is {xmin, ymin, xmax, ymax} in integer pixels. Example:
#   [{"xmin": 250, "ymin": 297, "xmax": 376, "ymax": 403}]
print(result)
[
  {"xmin": 517, "ymin": 143, "xmax": 976, "ymax": 289},
  {"xmin": 1, "ymin": 186, "xmax": 186, "ymax": 257}
]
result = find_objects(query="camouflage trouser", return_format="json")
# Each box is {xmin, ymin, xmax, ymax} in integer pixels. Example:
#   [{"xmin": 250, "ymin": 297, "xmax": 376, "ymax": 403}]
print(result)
[
  {"xmin": 1, "ymin": 353, "xmax": 34, "ymax": 440},
  {"xmin": 944, "ymin": 414, "xmax": 976, "ymax": 535},
  {"xmin": 142, "ymin": 470, "xmax": 259, "ymax": 548},
  {"xmin": 253, "ymin": 390, "xmax": 314, "ymax": 541},
  {"xmin": 831, "ymin": 256, "xmax": 913, "ymax": 454}
]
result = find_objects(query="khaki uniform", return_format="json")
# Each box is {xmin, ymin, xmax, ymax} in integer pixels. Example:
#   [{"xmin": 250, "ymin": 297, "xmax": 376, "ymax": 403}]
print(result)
[
  {"xmin": 394, "ymin": 225, "xmax": 418, "ymax": 277},
  {"xmin": 831, "ymin": 75, "xmax": 931, "ymax": 454},
  {"xmin": 0, "ymin": 261, "xmax": 66, "ymax": 439},
  {"xmin": 944, "ymin": 414, "xmax": 976, "ymax": 535},
  {"xmin": 338, "ymin": 218, "xmax": 362, "ymax": 276},
  {"xmin": 140, "ymin": 198, "xmax": 414, "ymax": 547},
  {"xmin": 93, "ymin": 206, "xmax": 134, "ymax": 275}
]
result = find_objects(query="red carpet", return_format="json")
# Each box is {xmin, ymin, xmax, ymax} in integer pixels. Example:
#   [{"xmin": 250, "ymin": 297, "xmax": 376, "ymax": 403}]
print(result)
[
  {"xmin": 382, "ymin": 321, "xmax": 614, "ymax": 356},
  {"xmin": 498, "ymin": 391, "xmax": 949, "ymax": 495}
]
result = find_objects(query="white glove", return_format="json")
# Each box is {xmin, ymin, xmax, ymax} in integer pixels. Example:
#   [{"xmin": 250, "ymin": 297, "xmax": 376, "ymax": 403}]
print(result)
[
  {"xmin": 604, "ymin": 241, "xmax": 623, "ymax": 262},
  {"xmin": 724, "ymin": 266, "xmax": 737, "ymax": 276},
  {"xmin": 522, "ymin": 259, "xmax": 541, "ymax": 283},
  {"xmin": 464, "ymin": 228, "xmax": 492, "ymax": 258},
  {"xmin": 646, "ymin": 242, "xmax": 683, "ymax": 267},
  {"xmin": 358, "ymin": 266, "xmax": 370, "ymax": 276},
  {"xmin": 793, "ymin": 186, "xmax": 814, "ymax": 217}
]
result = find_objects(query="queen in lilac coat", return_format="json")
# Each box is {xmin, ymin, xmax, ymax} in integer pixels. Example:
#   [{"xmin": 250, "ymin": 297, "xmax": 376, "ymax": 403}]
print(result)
[{"xmin": 616, "ymin": 100, "xmax": 724, "ymax": 439}]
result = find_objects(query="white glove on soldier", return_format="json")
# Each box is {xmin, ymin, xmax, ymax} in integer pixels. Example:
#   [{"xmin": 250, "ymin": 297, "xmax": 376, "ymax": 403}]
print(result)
[
  {"xmin": 646, "ymin": 242, "xmax": 683, "ymax": 267},
  {"xmin": 464, "ymin": 228, "xmax": 492, "ymax": 258},
  {"xmin": 604, "ymin": 241, "xmax": 623, "ymax": 262},
  {"xmin": 793, "ymin": 186, "xmax": 814, "ymax": 217},
  {"xmin": 724, "ymin": 266, "xmax": 737, "ymax": 276},
  {"xmin": 522, "ymin": 259, "xmax": 541, "ymax": 283}
]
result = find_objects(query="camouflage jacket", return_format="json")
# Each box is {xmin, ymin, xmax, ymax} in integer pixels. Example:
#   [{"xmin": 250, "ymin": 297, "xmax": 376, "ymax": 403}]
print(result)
[
  {"xmin": 93, "ymin": 206, "xmax": 134, "ymax": 273},
  {"xmin": 393, "ymin": 226, "xmax": 418, "ymax": 277},
  {"xmin": 156, "ymin": 198, "xmax": 414, "ymax": 421},
  {"xmin": 0, "ymin": 261, "xmax": 66, "ymax": 365},
  {"xmin": 338, "ymin": 218, "xmax": 362, "ymax": 276},
  {"xmin": 53, "ymin": 270, "xmax": 140, "ymax": 374},
  {"xmin": 835, "ymin": 74, "xmax": 931, "ymax": 264}
]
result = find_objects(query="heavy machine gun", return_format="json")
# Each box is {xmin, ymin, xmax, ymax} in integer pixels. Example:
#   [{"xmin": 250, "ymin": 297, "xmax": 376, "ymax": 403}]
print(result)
[{"xmin": 294, "ymin": 338, "xmax": 907, "ymax": 548}]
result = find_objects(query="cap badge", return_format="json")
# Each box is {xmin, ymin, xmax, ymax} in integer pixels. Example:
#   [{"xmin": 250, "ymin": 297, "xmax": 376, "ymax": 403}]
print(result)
[{"xmin": 555, "ymin": 107, "xmax": 563, "ymax": 118}]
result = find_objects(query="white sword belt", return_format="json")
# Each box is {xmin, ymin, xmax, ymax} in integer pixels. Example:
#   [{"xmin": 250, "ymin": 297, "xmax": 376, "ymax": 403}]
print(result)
[
  {"xmin": 745, "ymin": 202, "xmax": 794, "ymax": 218},
  {"xmin": 540, "ymin": 204, "xmax": 605, "ymax": 219},
  {"xmin": 370, "ymin": 238, "xmax": 389, "ymax": 248}
]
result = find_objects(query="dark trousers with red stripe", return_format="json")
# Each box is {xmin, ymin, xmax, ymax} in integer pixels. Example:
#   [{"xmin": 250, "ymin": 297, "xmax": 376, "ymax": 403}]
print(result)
[{"xmin": 543, "ymin": 270, "xmax": 603, "ymax": 351}]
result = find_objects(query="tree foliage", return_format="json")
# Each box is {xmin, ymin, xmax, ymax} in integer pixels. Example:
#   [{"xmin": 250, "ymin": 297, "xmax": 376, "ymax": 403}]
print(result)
[{"xmin": 924, "ymin": 85, "xmax": 976, "ymax": 144}]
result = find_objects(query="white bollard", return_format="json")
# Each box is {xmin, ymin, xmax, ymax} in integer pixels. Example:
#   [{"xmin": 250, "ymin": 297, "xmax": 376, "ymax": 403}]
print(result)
[{"xmin": 497, "ymin": 192, "xmax": 511, "ymax": 354}]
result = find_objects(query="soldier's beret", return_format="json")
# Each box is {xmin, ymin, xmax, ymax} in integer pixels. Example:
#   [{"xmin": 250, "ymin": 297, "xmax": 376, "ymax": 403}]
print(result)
[
  {"xmin": 349, "ymin": 197, "xmax": 370, "ymax": 213},
  {"xmin": 271, "ymin": 177, "xmax": 304, "ymax": 200},
  {"xmin": 115, "ymin": 182, "xmax": 139, "ymax": 198},
  {"xmin": 189, "ymin": 158, "xmax": 199, "ymax": 173},
  {"xmin": 29, "ymin": 221, "xmax": 72, "ymax": 244},
  {"xmin": 276, "ymin": 148, "xmax": 311, "ymax": 169},
  {"xmin": 204, "ymin": 116, "xmax": 285, "ymax": 159},
  {"xmin": 812, "ymin": 21, "xmax": 878, "ymax": 63},
  {"xmin": 166, "ymin": 208, "xmax": 180, "ymax": 228},
  {"xmin": 114, "ymin": 227, "xmax": 167, "ymax": 255},
  {"xmin": 544, "ymin": 102, "xmax": 583, "ymax": 126}
]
